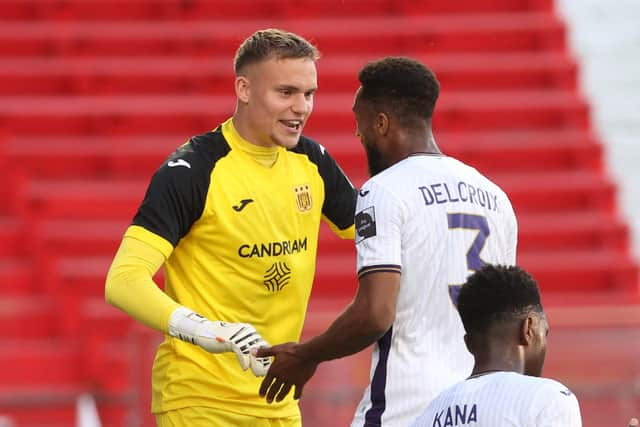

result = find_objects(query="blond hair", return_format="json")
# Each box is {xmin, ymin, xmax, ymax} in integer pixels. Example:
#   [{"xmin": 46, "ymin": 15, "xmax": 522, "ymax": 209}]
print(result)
[{"xmin": 234, "ymin": 28, "xmax": 320, "ymax": 74}]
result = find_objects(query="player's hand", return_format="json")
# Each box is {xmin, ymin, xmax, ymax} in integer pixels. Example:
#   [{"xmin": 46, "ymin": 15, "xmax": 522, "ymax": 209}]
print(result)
[
  {"xmin": 256, "ymin": 343, "xmax": 318, "ymax": 403},
  {"xmin": 628, "ymin": 417, "xmax": 638, "ymax": 427},
  {"xmin": 197, "ymin": 320, "xmax": 271, "ymax": 376},
  {"xmin": 168, "ymin": 307, "xmax": 271, "ymax": 376}
]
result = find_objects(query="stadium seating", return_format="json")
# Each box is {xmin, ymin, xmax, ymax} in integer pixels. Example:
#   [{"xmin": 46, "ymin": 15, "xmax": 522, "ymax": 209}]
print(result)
[{"xmin": 0, "ymin": 0, "xmax": 638, "ymax": 425}]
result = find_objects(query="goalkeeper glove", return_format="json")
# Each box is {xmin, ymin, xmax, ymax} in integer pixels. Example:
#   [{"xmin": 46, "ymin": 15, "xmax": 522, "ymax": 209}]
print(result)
[{"xmin": 168, "ymin": 306, "xmax": 271, "ymax": 376}]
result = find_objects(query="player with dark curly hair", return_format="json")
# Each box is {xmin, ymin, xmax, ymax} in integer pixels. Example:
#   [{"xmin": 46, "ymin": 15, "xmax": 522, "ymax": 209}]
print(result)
[
  {"xmin": 258, "ymin": 57, "xmax": 518, "ymax": 426},
  {"xmin": 411, "ymin": 264, "xmax": 582, "ymax": 426}
]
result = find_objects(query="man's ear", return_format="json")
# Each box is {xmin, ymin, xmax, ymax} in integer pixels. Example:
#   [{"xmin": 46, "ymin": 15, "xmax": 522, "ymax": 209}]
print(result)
[
  {"xmin": 235, "ymin": 75, "xmax": 250, "ymax": 104},
  {"xmin": 375, "ymin": 112, "xmax": 390, "ymax": 136},
  {"xmin": 520, "ymin": 316, "xmax": 534, "ymax": 346}
]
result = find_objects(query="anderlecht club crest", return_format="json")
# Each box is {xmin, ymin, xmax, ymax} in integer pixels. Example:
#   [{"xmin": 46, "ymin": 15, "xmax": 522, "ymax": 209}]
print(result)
[{"xmin": 294, "ymin": 184, "xmax": 312, "ymax": 212}]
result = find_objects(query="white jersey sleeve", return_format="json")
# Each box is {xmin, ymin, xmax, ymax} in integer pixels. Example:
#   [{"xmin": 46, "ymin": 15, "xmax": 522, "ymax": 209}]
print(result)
[
  {"xmin": 355, "ymin": 180, "xmax": 404, "ymax": 277},
  {"xmin": 534, "ymin": 382, "xmax": 582, "ymax": 427}
]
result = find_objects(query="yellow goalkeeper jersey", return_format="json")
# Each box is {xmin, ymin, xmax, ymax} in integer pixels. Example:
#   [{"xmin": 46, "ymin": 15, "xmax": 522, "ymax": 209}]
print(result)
[{"xmin": 125, "ymin": 118, "xmax": 356, "ymax": 417}]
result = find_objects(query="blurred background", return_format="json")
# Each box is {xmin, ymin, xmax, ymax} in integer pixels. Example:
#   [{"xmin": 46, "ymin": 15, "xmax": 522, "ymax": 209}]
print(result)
[{"xmin": 0, "ymin": 0, "xmax": 639, "ymax": 426}]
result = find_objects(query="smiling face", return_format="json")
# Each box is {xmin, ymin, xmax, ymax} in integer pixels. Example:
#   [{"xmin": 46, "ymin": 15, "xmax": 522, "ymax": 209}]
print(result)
[{"xmin": 235, "ymin": 57, "xmax": 317, "ymax": 149}]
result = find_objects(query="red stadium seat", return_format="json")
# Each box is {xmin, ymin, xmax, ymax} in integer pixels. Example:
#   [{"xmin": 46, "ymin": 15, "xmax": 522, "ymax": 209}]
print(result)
[
  {"xmin": 0, "ymin": 339, "xmax": 81, "ymax": 386},
  {"xmin": 0, "ymin": 52, "xmax": 577, "ymax": 96},
  {"xmin": 0, "ymin": 0, "xmax": 553, "ymax": 21},
  {"xmin": 0, "ymin": 217, "xmax": 27, "ymax": 256},
  {"xmin": 0, "ymin": 258, "xmax": 34, "ymax": 295},
  {"xmin": 0, "ymin": 14, "xmax": 566, "ymax": 57},
  {"xmin": 0, "ymin": 297, "xmax": 59, "ymax": 338}
]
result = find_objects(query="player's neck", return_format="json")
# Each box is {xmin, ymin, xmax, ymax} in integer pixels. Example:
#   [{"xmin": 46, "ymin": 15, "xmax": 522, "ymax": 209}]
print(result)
[
  {"xmin": 471, "ymin": 347, "xmax": 525, "ymax": 378},
  {"xmin": 404, "ymin": 129, "xmax": 441, "ymax": 157},
  {"xmin": 467, "ymin": 369, "xmax": 504, "ymax": 380},
  {"xmin": 469, "ymin": 362, "xmax": 523, "ymax": 380}
]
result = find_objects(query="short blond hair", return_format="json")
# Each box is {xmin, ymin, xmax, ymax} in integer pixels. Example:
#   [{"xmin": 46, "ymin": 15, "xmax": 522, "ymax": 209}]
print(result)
[{"xmin": 234, "ymin": 28, "xmax": 320, "ymax": 74}]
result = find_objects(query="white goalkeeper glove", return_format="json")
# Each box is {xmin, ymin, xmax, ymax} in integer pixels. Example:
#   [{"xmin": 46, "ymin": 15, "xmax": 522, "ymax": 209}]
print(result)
[{"xmin": 168, "ymin": 306, "xmax": 271, "ymax": 377}]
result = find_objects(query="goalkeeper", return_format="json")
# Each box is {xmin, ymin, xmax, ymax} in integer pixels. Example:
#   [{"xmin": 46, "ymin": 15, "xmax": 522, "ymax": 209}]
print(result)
[{"xmin": 105, "ymin": 28, "xmax": 356, "ymax": 427}]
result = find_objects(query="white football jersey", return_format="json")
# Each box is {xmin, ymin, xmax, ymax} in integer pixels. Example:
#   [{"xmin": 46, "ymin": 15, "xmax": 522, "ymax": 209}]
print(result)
[
  {"xmin": 409, "ymin": 372, "xmax": 582, "ymax": 427},
  {"xmin": 351, "ymin": 154, "xmax": 518, "ymax": 427}
]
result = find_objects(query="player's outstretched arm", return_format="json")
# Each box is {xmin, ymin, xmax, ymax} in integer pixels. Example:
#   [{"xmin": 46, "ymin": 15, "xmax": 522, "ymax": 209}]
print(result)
[
  {"xmin": 105, "ymin": 236, "xmax": 270, "ymax": 376},
  {"xmin": 257, "ymin": 271, "xmax": 400, "ymax": 402}
]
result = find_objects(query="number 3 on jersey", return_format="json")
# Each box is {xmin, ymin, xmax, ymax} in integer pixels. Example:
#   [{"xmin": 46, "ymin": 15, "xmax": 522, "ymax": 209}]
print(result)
[{"xmin": 447, "ymin": 213, "xmax": 489, "ymax": 306}]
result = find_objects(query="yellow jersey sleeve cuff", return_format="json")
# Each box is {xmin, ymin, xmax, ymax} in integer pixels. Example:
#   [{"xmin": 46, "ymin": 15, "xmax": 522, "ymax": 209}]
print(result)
[
  {"xmin": 323, "ymin": 215, "xmax": 355, "ymax": 240},
  {"xmin": 125, "ymin": 225, "xmax": 174, "ymax": 259}
]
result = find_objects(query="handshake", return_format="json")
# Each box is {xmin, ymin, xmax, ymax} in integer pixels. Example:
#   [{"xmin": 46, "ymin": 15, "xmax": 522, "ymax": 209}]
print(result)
[{"xmin": 168, "ymin": 307, "xmax": 272, "ymax": 377}]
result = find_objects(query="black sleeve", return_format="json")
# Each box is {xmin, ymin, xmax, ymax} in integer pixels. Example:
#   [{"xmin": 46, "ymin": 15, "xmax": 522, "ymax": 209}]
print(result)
[
  {"xmin": 132, "ymin": 133, "xmax": 225, "ymax": 246},
  {"xmin": 292, "ymin": 137, "xmax": 357, "ymax": 230}
]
